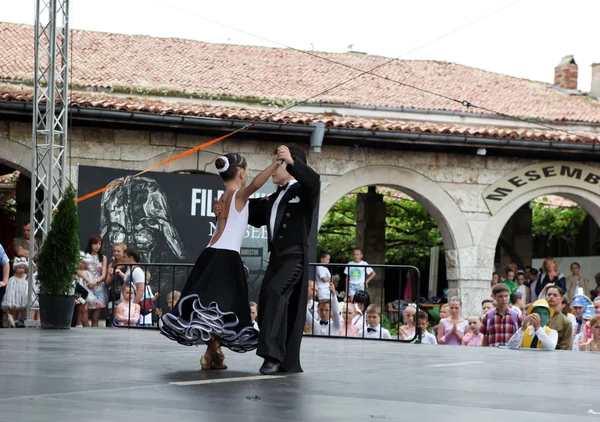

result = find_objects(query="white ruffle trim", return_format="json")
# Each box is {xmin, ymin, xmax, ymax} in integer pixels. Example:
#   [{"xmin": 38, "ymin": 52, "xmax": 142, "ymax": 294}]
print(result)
[{"xmin": 158, "ymin": 294, "xmax": 259, "ymax": 353}]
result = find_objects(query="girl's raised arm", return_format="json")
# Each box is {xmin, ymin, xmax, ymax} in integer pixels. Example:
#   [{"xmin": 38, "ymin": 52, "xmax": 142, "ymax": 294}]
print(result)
[{"xmin": 236, "ymin": 160, "xmax": 281, "ymax": 205}]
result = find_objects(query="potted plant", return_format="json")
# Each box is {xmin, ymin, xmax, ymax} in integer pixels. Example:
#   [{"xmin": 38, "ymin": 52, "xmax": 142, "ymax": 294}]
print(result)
[{"xmin": 37, "ymin": 184, "xmax": 80, "ymax": 329}]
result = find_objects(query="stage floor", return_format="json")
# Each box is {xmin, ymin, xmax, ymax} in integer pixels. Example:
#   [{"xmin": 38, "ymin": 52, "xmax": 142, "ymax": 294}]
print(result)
[{"xmin": 0, "ymin": 329, "xmax": 597, "ymax": 421}]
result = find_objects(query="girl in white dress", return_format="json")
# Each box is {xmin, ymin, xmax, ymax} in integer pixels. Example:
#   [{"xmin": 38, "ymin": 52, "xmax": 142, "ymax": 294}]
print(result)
[{"xmin": 2, "ymin": 257, "xmax": 29, "ymax": 328}]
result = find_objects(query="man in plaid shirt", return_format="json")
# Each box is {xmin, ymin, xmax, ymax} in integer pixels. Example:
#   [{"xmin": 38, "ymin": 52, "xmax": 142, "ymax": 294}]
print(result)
[{"xmin": 481, "ymin": 283, "xmax": 522, "ymax": 347}]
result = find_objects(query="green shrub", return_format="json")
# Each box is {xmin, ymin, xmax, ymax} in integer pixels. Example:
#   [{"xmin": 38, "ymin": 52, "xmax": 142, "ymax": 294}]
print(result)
[
  {"xmin": 381, "ymin": 314, "xmax": 400, "ymax": 337},
  {"xmin": 37, "ymin": 185, "xmax": 80, "ymax": 295}
]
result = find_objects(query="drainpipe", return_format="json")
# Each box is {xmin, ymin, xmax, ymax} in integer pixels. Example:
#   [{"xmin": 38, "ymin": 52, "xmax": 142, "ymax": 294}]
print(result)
[{"xmin": 310, "ymin": 122, "xmax": 325, "ymax": 153}]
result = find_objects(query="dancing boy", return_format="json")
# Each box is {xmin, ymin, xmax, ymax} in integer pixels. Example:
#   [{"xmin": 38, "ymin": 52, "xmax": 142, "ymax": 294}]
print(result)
[{"xmin": 249, "ymin": 145, "xmax": 320, "ymax": 374}]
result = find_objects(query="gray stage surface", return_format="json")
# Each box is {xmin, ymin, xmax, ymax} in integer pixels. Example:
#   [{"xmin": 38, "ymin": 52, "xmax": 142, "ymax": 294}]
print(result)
[{"xmin": 0, "ymin": 329, "xmax": 598, "ymax": 421}]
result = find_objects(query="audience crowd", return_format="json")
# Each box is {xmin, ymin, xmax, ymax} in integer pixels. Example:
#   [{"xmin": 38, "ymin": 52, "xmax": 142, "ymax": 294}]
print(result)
[
  {"xmin": 301, "ymin": 254, "xmax": 600, "ymax": 352},
  {"xmin": 2, "ymin": 230, "xmax": 600, "ymax": 354}
]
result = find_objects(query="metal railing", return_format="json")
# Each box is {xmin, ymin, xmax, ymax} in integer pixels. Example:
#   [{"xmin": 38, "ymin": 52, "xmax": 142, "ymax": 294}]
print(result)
[
  {"xmin": 305, "ymin": 263, "xmax": 424, "ymax": 343},
  {"xmin": 105, "ymin": 262, "xmax": 194, "ymax": 328},
  {"xmin": 103, "ymin": 262, "xmax": 436, "ymax": 344}
]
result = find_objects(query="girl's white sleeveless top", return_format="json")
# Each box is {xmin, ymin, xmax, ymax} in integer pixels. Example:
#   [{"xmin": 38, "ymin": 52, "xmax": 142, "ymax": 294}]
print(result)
[{"xmin": 208, "ymin": 190, "xmax": 248, "ymax": 253}]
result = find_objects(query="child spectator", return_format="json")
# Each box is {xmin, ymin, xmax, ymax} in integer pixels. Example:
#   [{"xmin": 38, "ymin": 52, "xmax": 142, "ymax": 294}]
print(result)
[
  {"xmin": 507, "ymin": 299, "xmax": 557, "ymax": 350},
  {"xmin": 315, "ymin": 251, "xmax": 332, "ymax": 300},
  {"xmin": 167, "ymin": 290, "xmax": 181, "ymax": 310},
  {"xmin": 516, "ymin": 271, "xmax": 528, "ymax": 302},
  {"xmin": 578, "ymin": 314, "xmax": 600, "ymax": 351},
  {"xmin": 344, "ymin": 248, "xmax": 376, "ymax": 302},
  {"xmin": 358, "ymin": 304, "xmax": 391, "ymax": 339},
  {"xmin": 339, "ymin": 302, "xmax": 358, "ymax": 337},
  {"xmin": 571, "ymin": 295, "xmax": 592, "ymax": 338},
  {"xmin": 2, "ymin": 257, "xmax": 29, "ymax": 328},
  {"xmin": 561, "ymin": 296, "xmax": 577, "ymax": 332},
  {"xmin": 462, "ymin": 315, "xmax": 483, "ymax": 346},
  {"xmin": 85, "ymin": 235, "xmax": 108, "ymax": 327},
  {"xmin": 433, "ymin": 303, "xmax": 450, "ymax": 337},
  {"xmin": 437, "ymin": 297, "xmax": 468, "ymax": 345},
  {"xmin": 416, "ymin": 310, "xmax": 437, "ymax": 344},
  {"xmin": 573, "ymin": 305, "xmax": 594, "ymax": 350},
  {"xmin": 491, "ymin": 272, "xmax": 499, "ymax": 288},
  {"xmin": 307, "ymin": 282, "xmax": 340, "ymax": 336},
  {"xmin": 115, "ymin": 283, "xmax": 141, "ymax": 326},
  {"xmin": 249, "ymin": 301, "xmax": 259, "ymax": 331},
  {"xmin": 352, "ymin": 290, "xmax": 370, "ymax": 331},
  {"xmin": 399, "ymin": 304, "xmax": 417, "ymax": 340},
  {"xmin": 482, "ymin": 299, "xmax": 494, "ymax": 316},
  {"xmin": 306, "ymin": 280, "xmax": 319, "ymax": 322},
  {"xmin": 139, "ymin": 270, "xmax": 159, "ymax": 326},
  {"xmin": 156, "ymin": 289, "xmax": 181, "ymax": 319},
  {"xmin": 528, "ymin": 268, "xmax": 539, "ymax": 303},
  {"xmin": 510, "ymin": 291, "xmax": 525, "ymax": 315},
  {"xmin": 503, "ymin": 269, "xmax": 517, "ymax": 294},
  {"xmin": 481, "ymin": 283, "xmax": 522, "ymax": 347},
  {"xmin": 75, "ymin": 252, "xmax": 99, "ymax": 327}
]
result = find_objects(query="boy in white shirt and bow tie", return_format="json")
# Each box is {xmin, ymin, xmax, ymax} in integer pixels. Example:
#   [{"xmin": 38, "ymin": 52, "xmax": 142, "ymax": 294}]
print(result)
[
  {"xmin": 358, "ymin": 304, "xmax": 392, "ymax": 339},
  {"xmin": 306, "ymin": 282, "xmax": 340, "ymax": 336}
]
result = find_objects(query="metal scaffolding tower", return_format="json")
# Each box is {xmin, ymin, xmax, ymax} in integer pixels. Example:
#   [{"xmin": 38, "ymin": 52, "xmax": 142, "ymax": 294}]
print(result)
[{"xmin": 27, "ymin": 0, "xmax": 71, "ymax": 321}]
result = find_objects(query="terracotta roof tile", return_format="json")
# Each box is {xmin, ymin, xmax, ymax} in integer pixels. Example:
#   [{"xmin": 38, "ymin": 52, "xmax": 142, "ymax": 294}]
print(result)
[
  {"xmin": 2, "ymin": 23, "xmax": 600, "ymax": 124},
  {"xmin": 0, "ymin": 83, "xmax": 597, "ymax": 144}
]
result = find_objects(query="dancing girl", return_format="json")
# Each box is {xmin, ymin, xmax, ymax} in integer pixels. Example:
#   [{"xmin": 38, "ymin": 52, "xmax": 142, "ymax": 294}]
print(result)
[{"xmin": 159, "ymin": 152, "xmax": 281, "ymax": 370}]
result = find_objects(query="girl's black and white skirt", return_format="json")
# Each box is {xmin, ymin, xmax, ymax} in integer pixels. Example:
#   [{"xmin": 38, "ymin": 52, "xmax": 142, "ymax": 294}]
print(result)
[{"xmin": 159, "ymin": 247, "xmax": 259, "ymax": 353}]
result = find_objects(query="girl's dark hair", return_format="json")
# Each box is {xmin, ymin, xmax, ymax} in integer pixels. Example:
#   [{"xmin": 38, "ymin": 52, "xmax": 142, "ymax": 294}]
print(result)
[
  {"xmin": 319, "ymin": 251, "xmax": 330, "ymax": 260},
  {"xmin": 215, "ymin": 153, "xmax": 247, "ymax": 181},
  {"xmin": 353, "ymin": 290, "xmax": 371, "ymax": 308},
  {"xmin": 85, "ymin": 235, "xmax": 104, "ymax": 262}
]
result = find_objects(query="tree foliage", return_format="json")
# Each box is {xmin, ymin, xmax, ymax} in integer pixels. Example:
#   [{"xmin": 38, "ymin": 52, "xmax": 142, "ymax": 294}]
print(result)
[
  {"xmin": 317, "ymin": 189, "xmax": 443, "ymax": 266},
  {"xmin": 530, "ymin": 198, "xmax": 587, "ymax": 242}
]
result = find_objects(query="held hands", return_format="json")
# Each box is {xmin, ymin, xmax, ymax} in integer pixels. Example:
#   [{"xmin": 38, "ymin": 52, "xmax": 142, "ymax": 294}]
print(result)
[
  {"xmin": 0, "ymin": 281, "xmax": 6, "ymax": 288},
  {"xmin": 276, "ymin": 145, "xmax": 294, "ymax": 166},
  {"xmin": 522, "ymin": 315, "xmax": 532, "ymax": 330},
  {"xmin": 530, "ymin": 313, "xmax": 541, "ymax": 331}
]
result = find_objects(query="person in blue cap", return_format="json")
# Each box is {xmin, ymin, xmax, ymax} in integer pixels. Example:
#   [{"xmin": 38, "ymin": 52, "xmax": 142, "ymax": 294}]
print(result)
[
  {"xmin": 572, "ymin": 294, "xmax": 593, "ymax": 338},
  {"xmin": 573, "ymin": 305, "xmax": 595, "ymax": 351}
]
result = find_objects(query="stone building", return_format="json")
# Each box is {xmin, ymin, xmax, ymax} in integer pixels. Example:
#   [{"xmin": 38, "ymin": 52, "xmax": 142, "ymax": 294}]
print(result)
[{"xmin": 1, "ymin": 22, "xmax": 600, "ymax": 315}]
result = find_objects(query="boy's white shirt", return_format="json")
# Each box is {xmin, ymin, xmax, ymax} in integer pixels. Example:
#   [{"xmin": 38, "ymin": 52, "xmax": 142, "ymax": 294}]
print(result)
[
  {"xmin": 358, "ymin": 324, "xmax": 392, "ymax": 339},
  {"xmin": 419, "ymin": 331, "xmax": 438, "ymax": 344},
  {"xmin": 307, "ymin": 298, "xmax": 341, "ymax": 336}
]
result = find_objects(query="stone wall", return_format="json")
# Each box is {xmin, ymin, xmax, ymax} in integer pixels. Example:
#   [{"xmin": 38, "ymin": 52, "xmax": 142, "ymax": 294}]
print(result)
[{"xmin": 4, "ymin": 121, "xmax": 600, "ymax": 317}]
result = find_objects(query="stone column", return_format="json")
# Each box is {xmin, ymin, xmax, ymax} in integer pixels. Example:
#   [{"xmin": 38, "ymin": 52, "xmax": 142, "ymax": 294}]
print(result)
[
  {"xmin": 447, "ymin": 245, "xmax": 495, "ymax": 318},
  {"xmin": 355, "ymin": 186, "xmax": 386, "ymax": 308}
]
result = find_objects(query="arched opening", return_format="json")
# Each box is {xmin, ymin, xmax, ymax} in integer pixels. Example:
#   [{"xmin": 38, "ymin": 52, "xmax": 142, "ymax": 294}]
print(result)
[
  {"xmin": 318, "ymin": 184, "xmax": 445, "ymax": 300},
  {"xmin": 484, "ymin": 186, "xmax": 600, "ymax": 302},
  {"xmin": 317, "ymin": 165, "xmax": 474, "ymax": 328}
]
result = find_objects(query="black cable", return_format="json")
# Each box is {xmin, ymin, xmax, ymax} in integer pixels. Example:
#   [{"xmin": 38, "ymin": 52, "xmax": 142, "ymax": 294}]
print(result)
[{"xmin": 151, "ymin": 0, "xmax": 597, "ymax": 143}]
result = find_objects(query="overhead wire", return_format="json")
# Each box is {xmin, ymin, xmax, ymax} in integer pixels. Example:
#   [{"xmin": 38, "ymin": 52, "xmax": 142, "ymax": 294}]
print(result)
[{"xmin": 151, "ymin": 0, "xmax": 597, "ymax": 142}]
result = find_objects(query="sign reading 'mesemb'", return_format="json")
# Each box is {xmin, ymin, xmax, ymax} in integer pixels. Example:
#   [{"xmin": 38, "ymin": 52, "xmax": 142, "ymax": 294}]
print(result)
[{"xmin": 482, "ymin": 162, "xmax": 600, "ymax": 215}]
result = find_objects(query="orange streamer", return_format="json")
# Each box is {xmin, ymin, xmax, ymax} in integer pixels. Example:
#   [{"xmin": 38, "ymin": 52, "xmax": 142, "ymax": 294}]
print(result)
[{"xmin": 74, "ymin": 125, "xmax": 249, "ymax": 204}]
